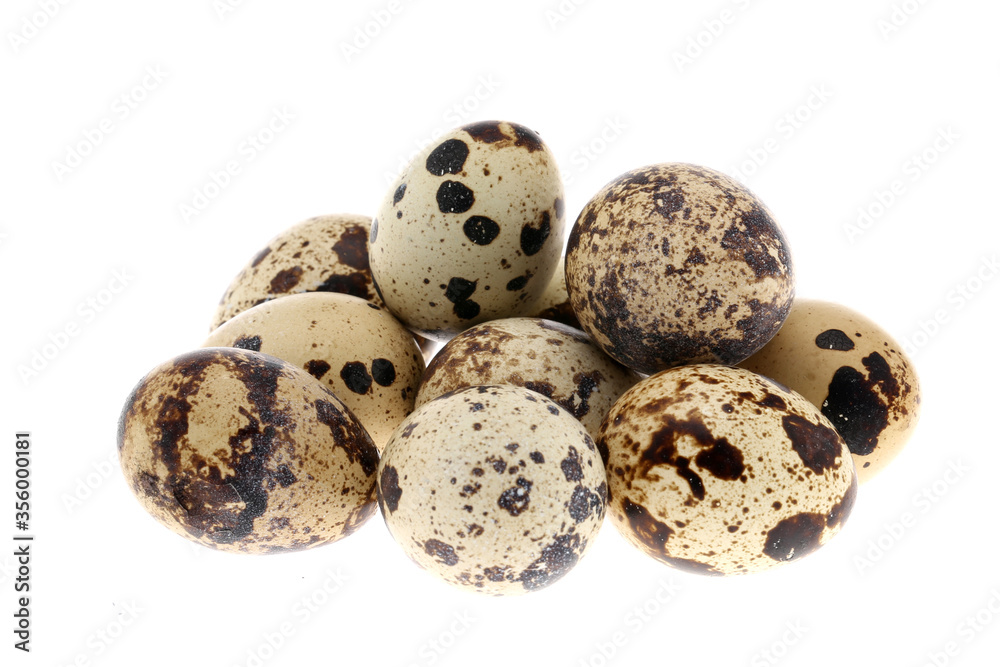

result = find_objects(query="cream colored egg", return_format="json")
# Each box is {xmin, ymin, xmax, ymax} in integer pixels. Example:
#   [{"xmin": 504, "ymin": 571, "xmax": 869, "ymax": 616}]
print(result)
[
  {"xmin": 203, "ymin": 292, "xmax": 424, "ymax": 452},
  {"xmin": 118, "ymin": 347, "xmax": 378, "ymax": 554},
  {"xmin": 378, "ymin": 385, "xmax": 607, "ymax": 595},
  {"xmin": 370, "ymin": 121, "xmax": 565, "ymax": 341},
  {"xmin": 738, "ymin": 299, "xmax": 920, "ymax": 482},
  {"xmin": 600, "ymin": 364, "xmax": 856, "ymax": 576},
  {"xmin": 566, "ymin": 163, "xmax": 795, "ymax": 374},
  {"xmin": 417, "ymin": 318, "xmax": 639, "ymax": 440}
]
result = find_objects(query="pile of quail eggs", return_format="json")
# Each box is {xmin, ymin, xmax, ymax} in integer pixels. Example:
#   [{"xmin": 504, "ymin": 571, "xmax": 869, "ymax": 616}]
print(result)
[{"xmin": 118, "ymin": 120, "xmax": 921, "ymax": 594}]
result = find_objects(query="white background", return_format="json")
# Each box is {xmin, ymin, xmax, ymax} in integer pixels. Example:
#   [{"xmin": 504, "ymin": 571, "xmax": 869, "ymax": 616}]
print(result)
[{"xmin": 1, "ymin": 1, "xmax": 998, "ymax": 665}]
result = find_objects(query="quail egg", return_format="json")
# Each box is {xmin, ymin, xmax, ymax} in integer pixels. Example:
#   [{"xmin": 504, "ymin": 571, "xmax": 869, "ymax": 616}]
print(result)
[
  {"xmin": 600, "ymin": 364, "xmax": 856, "ymax": 575},
  {"xmin": 378, "ymin": 384, "xmax": 607, "ymax": 595},
  {"xmin": 566, "ymin": 163, "xmax": 795, "ymax": 374},
  {"xmin": 370, "ymin": 121, "xmax": 565, "ymax": 341},
  {"xmin": 739, "ymin": 299, "xmax": 920, "ymax": 482},
  {"xmin": 212, "ymin": 213, "xmax": 378, "ymax": 330},
  {"xmin": 118, "ymin": 347, "xmax": 378, "ymax": 553},
  {"xmin": 417, "ymin": 317, "xmax": 638, "ymax": 440}
]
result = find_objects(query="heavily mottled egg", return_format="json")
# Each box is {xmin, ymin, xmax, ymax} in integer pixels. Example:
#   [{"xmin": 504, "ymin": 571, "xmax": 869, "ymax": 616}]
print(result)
[
  {"xmin": 565, "ymin": 163, "xmax": 795, "ymax": 375},
  {"xmin": 212, "ymin": 214, "xmax": 378, "ymax": 330},
  {"xmin": 370, "ymin": 120, "xmax": 565, "ymax": 341},
  {"xmin": 416, "ymin": 318, "xmax": 639, "ymax": 440},
  {"xmin": 528, "ymin": 257, "xmax": 581, "ymax": 330},
  {"xmin": 601, "ymin": 364, "xmax": 856, "ymax": 576},
  {"xmin": 378, "ymin": 385, "xmax": 607, "ymax": 595},
  {"xmin": 203, "ymin": 292, "xmax": 424, "ymax": 453},
  {"xmin": 738, "ymin": 299, "xmax": 920, "ymax": 482},
  {"xmin": 118, "ymin": 347, "xmax": 379, "ymax": 554}
]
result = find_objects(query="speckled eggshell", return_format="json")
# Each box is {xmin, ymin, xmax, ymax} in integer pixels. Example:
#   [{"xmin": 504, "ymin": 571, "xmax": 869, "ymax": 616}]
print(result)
[
  {"xmin": 528, "ymin": 257, "xmax": 581, "ymax": 330},
  {"xmin": 209, "ymin": 213, "xmax": 437, "ymax": 360},
  {"xmin": 203, "ymin": 292, "xmax": 424, "ymax": 453},
  {"xmin": 378, "ymin": 384, "xmax": 607, "ymax": 595},
  {"xmin": 370, "ymin": 120, "xmax": 565, "ymax": 341},
  {"xmin": 212, "ymin": 214, "xmax": 378, "ymax": 330},
  {"xmin": 601, "ymin": 364, "xmax": 857, "ymax": 576},
  {"xmin": 416, "ymin": 318, "xmax": 639, "ymax": 440},
  {"xmin": 565, "ymin": 163, "xmax": 795, "ymax": 375},
  {"xmin": 738, "ymin": 299, "xmax": 920, "ymax": 482},
  {"xmin": 118, "ymin": 347, "xmax": 379, "ymax": 554}
]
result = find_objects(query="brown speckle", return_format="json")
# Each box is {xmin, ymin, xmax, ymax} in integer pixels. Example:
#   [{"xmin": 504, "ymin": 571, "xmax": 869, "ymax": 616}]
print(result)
[
  {"xmin": 305, "ymin": 359, "xmax": 331, "ymax": 380},
  {"xmin": 782, "ymin": 414, "xmax": 842, "ymax": 474},
  {"xmin": 497, "ymin": 477, "xmax": 532, "ymax": 516},
  {"xmin": 379, "ymin": 465, "xmax": 402, "ymax": 513},
  {"xmin": 763, "ymin": 513, "xmax": 826, "ymax": 562},
  {"xmin": 269, "ymin": 267, "xmax": 303, "ymax": 294},
  {"xmin": 424, "ymin": 539, "xmax": 459, "ymax": 566}
]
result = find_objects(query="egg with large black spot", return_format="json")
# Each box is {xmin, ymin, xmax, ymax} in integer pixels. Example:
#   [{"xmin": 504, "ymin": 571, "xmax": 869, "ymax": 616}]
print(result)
[
  {"xmin": 600, "ymin": 364, "xmax": 856, "ymax": 575},
  {"xmin": 117, "ymin": 347, "xmax": 379, "ymax": 554},
  {"xmin": 371, "ymin": 121, "xmax": 565, "ymax": 341},
  {"xmin": 739, "ymin": 299, "xmax": 920, "ymax": 482}
]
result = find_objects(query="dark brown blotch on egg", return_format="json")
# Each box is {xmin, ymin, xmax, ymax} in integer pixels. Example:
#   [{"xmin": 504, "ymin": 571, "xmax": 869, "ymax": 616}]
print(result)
[
  {"xmin": 601, "ymin": 364, "xmax": 855, "ymax": 575},
  {"xmin": 118, "ymin": 347, "xmax": 378, "ymax": 554}
]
